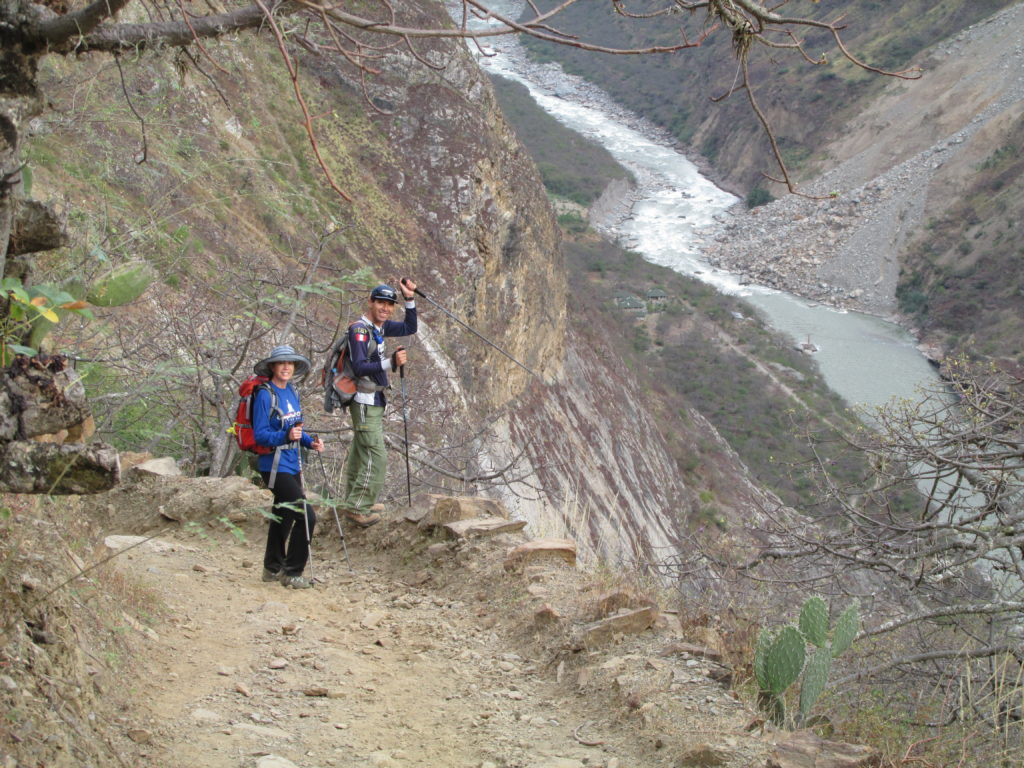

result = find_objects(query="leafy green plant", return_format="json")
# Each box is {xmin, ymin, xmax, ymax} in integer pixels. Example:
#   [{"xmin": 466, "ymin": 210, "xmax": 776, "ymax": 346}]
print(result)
[
  {"xmin": 183, "ymin": 521, "xmax": 208, "ymax": 540},
  {"xmin": 1, "ymin": 277, "xmax": 94, "ymax": 362},
  {"xmin": 85, "ymin": 261, "xmax": 155, "ymax": 307},
  {"xmin": 754, "ymin": 596, "xmax": 859, "ymax": 728},
  {"xmin": 217, "ymin": 516, "xmax": 247, "ymax": 544},
  {"xmin": 2, "ymin": 261, "xmax": 155, "ymax": 362}
]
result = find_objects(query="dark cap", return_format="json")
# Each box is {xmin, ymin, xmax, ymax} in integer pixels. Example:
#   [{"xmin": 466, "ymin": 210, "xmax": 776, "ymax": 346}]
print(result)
[{"xmin": 370, "ymin": 284, "xmax": 398, "ymax": 303}]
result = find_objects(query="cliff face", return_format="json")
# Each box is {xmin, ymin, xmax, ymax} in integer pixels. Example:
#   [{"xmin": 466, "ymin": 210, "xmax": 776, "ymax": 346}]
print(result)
[{"xmin": 502, "ymin": 342, "xmax": 780, "ymax": 567}]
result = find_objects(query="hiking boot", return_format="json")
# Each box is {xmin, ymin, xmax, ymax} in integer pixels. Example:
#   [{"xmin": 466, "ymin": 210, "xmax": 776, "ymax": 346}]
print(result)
[
  {"xmin": 370, "ymin": 503, "xmax": 385, "ymax": 513},
  {"xmin": 279, "ymin": 574, "xmax": 313, "ymax": 589},
  {"xmin": 261, "ymin": 568, "xmax": 281, "ymax": 582},
  {"xmin": 345, "ymin": 510, "xmax": 381, "ymax": 528}
]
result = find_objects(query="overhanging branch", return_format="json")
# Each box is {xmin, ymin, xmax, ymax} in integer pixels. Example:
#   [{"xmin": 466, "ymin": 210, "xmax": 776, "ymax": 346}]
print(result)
[{"xmin": 67, "ymin": 2, "xmax": 286, "ymax": 53}]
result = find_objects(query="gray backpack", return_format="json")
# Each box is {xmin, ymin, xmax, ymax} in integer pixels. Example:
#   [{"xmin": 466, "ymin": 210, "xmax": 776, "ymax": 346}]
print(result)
[{"xmin": 321, "ymin": 323, "xmax": 381, "ymax": 413}]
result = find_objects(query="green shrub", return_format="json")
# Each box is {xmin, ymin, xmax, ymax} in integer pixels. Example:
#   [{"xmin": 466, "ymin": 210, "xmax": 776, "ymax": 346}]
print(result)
[
  {"xmin": 746, "ymin": 187, "xmax": 775, "ymax": 209},
  {"xmin": 557, "ymin": 210, "xmax": 589, "ymax": 234}
]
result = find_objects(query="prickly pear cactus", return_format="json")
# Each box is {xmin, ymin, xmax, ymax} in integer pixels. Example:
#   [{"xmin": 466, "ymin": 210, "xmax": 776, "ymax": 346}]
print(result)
[
  {"xmin": 762, "ymin": 625, "xmax": 806, "ymax": 695},
  {"xmin": 799, "ymin": 596, "xmax": 829, "ymax": 648},
  {"xmin": 831, "ymin": 600, "xmax": 860, "ymax": 658},
  {"xmin": 798, "ymin": 646, "xmax": 832, "ymax": 721},
  {"xmin": 755, "ymin": 597, "xmax": 860, "ymax": 729},
  {"xmin": 754, "ymin": 627, "xmax": 773, "ymax": 692}
]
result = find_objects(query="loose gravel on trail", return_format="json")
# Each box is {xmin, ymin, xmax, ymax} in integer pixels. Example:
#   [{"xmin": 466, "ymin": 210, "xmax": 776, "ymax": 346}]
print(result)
[{"xmin": 108, "ymin": 517, "xmax": 764, "ymax": 768}]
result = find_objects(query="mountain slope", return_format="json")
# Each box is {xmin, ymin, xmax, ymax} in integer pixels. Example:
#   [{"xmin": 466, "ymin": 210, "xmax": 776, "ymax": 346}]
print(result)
[{"xmin": 21, "ymin": 0, "xmax": 804, "ymax": 573}]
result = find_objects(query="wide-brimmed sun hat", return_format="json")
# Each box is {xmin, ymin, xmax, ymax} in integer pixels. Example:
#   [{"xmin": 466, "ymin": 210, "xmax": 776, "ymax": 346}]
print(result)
[{"xmin": 254, "ymin": 344, "xmax": 311, "ymax": 378}]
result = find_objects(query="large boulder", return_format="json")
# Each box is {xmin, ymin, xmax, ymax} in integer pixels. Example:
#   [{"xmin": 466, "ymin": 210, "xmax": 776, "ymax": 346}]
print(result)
[{"xmin": 81, "ymin": 459, "xmax": 271, "ymax": 532}]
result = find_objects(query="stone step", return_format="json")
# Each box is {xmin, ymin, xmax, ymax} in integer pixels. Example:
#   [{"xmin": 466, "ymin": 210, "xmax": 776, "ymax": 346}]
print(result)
[
  {"xmin": 504, "ymin": 538, "xmax": 577, "ymax": 571},
  {"xmin": 575, "ymin": 606, "xmax": 659, "ymax": 650},
  {"xmin": 442, "ymin": 515, "xmax": 527, "ymax": 540},
  {"xmin": 414, "ymin": 494, "xmax": 510, "ymax": 527}
]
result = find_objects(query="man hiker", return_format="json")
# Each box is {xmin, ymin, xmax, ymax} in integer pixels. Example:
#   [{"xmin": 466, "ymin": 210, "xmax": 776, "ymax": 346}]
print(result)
[{"xmin": 342, "ymin": 279, "xmax": 418, "ymax": 527}]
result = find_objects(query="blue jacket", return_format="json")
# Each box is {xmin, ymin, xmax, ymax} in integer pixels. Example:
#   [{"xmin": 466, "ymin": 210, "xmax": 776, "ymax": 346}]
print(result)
[
  {"xmin": 348, "ymin": 303, "xmax": 417, "ymax": 406},
  {"xmin": 252, "ymin": 382, "xmax": 312, "ymax": 475}
]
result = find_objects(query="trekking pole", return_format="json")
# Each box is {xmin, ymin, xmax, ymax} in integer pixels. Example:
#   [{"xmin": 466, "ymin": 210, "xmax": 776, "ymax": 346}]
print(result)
[
  {"xmin": 296, "ymin": 421, "xmax": 314, "ymax": 585},
  {"xmin": 408, "ymin": 284, "xmax": 543, "ymax": 381},
  {"xmin": 312, "ymin": 442, "xmax": 352, "ymax": 571},
  {"xmin": 399, "ymin": 364, "xmax": 412, "ymax": 507}
]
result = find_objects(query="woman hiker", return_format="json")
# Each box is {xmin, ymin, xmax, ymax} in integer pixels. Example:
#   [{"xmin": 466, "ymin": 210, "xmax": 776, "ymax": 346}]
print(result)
[{"xmin": 252, "ymin": 344, "xmax": 324, "ymax": 589}]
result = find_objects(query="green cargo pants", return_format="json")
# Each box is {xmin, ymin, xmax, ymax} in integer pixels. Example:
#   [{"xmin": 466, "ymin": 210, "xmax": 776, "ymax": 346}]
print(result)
[{"xmin": 343, "ymin": 402, "xmax": 387, "ymax": 515}]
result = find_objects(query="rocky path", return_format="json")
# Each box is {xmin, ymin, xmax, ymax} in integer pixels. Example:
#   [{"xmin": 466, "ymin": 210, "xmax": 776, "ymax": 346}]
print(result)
[{"xmin": 103, "ymin": 506, "xmax": 764, "ymax": 768}]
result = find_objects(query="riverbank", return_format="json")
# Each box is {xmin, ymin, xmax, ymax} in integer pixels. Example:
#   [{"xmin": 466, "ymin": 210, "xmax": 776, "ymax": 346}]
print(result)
[
  {"xmin": 501, "ymin": 2, "xmax": 1024, "ymax": 371},
  {"xmin": 696, "ymin": 3, "xmax": 1024, "ymax": 365},
  {"xmin": 480, "ymin": 26, "xmax": 911, "ymax": 321}
]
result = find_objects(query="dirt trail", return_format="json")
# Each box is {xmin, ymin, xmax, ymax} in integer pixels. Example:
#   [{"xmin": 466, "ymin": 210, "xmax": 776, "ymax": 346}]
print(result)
[{"xmin": 106, "ymin": 513, "xmax": 765, "ymax": 768}]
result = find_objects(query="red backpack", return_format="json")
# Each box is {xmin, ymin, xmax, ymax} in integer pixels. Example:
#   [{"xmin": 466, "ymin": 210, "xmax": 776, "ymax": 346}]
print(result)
[{"xmin": 230, "ymin": 375, "xmax": 277, "ymax": 454}]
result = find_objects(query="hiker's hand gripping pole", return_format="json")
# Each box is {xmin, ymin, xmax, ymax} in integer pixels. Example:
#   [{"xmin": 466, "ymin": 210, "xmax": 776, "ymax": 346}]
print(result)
[{"xmin": 404, "ymin": 281, "xmax": 544, "ymax": 382}]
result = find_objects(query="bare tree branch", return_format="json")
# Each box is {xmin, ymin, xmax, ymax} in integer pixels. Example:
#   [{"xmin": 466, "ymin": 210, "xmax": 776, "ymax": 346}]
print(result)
[{"xmin": 32, "ymin": 0, "xmax": 137, "ymax": 48}]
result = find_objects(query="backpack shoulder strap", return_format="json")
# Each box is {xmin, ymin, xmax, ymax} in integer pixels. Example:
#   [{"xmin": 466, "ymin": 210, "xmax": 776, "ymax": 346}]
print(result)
[
  {"xmin": 347, "ymin": 321, "xmax": 379, "ymax": 358},
  {"xmin": 257, "ymin": 381, "xmax": 280, "ymax": 418},
  {"xmin": 261, "ymin": 382, "xmax": 287, "ymax": 490}
]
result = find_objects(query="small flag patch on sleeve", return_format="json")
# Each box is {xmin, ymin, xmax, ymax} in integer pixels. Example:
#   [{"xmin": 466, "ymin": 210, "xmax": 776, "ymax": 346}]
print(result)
[{"xmin": 354, "ymin": 332, "xmax": 368, "ymax": 342}]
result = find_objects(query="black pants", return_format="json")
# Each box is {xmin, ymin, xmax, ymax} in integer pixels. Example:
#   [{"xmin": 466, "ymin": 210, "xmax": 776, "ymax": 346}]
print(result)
[{"xmin": 260, "ymin": 471, "xmax": 317, "ymax": 577}]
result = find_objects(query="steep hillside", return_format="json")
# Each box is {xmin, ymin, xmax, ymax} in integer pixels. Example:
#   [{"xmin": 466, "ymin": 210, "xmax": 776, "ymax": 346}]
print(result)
[
  {"xmin": 897, "ymin": 112, "xmax": 1024, "ymax": 361},
  {"xmin": 490, "ymin": 76, "xmax": 634, "ymax": 207},
  {"xmin": 19, "ymin": 0, "xmax": 800, "ymax": 572}
]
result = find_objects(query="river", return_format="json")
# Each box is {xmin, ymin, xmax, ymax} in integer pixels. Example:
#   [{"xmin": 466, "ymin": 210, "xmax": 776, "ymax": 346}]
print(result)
[{"xmin": 464, "ymin": 4, "xmax": 940, "ymax": 411}]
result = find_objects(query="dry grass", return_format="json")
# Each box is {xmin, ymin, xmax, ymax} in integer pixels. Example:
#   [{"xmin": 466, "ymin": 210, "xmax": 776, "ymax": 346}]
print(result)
[{"xmin": 0, "ymin": 493, "xmax": 161, "ymax": 766}]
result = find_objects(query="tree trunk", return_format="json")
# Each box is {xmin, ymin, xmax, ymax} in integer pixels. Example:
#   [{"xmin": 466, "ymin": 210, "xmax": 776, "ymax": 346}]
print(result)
[{"xmin": 0, "ymin": 29, "xmax": 46, "ymax": 277}]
